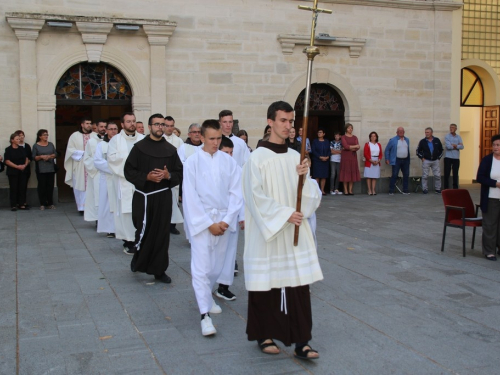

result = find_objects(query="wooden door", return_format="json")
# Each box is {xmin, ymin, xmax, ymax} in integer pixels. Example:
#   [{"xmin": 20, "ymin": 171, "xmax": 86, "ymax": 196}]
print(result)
[{"xmin": 481, "ymin": 106, "xmax": 500, "ymax": 158}]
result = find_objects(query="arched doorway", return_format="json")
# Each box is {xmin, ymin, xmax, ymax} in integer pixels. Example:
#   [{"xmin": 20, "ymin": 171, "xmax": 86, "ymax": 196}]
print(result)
[
  {"xmin": 294, "ymin": 83, "xmax": 345, "ymax": 141},
  {"xmin": 55, "ymin": 62, "xmax": 132, "ymax": 201},
  {"xmin": 459, "ymin": 62, "xmax": 500, "ymax": 184}
]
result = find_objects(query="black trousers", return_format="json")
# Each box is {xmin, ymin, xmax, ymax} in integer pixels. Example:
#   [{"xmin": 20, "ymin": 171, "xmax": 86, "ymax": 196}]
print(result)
[
  {"xmin": 8, "ymin": 174, "xmax": 28, "ymax": 207},
  {"xmin": 36, "ymin": 172, "xmax": 55, "ymax": 206},
  {"xmin": 444, "ymin": 157, "xmax": 460, "ymax": 189}
]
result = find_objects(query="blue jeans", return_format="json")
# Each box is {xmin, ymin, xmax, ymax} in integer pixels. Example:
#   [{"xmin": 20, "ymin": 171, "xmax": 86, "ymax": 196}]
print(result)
[{"xmin": 389, "ymin": 158, "xmax": 410, "ymax": 193}]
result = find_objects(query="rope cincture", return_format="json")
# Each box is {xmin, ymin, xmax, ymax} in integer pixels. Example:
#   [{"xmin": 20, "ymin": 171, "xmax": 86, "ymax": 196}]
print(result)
[
  {"xmin": 281, "ymin": 287, "xmax": 288, "ymax": 315},
  {"xmin": 135, "ymin": 187, "xmax": 170, "ymax": 251}
]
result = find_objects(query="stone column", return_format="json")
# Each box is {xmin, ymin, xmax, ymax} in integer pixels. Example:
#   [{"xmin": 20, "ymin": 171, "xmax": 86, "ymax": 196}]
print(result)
[
  {"xmin": 143, "ymin": 25, "xmax": 176, "ymax": 115},
  {"xmin": 6, "ymin": 18, "xmax": 45, "ymax": 136},
  {"xmin": 76, "ymin": 22, "xmax": 113, "ymax": 63}
]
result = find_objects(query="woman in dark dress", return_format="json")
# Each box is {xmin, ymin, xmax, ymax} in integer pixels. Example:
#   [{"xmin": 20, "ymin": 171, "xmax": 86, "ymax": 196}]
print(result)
[
  {"xmin": 340, "ymin": 123, "xmax": 361, "ymax": 195},
  {"xmin": 32, "ymin": 129, "xmax": 58, "ymax": 210},
  {"xmin": 286, "ymin": 127, "xmax": 301, "ymax": 152},
  {"xmin": 15, "ymin": 130, "xmax": 32, "ymax": 208},
  {"xmin": 4, "ymin": 133, "xmax": 29, "ymax": 211},
  {"xmin": 311, "ymin": 128, "xmax": 330, "ymax": 195}
]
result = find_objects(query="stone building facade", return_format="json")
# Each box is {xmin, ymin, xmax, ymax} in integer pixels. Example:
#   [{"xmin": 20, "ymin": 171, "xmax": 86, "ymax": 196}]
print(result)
[{"xmin": 0, "ymin": 0, "xmax": 470, "ymax": 200}]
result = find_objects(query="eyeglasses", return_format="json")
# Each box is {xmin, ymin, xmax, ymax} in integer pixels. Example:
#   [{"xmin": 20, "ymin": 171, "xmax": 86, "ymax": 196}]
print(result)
[
  {"xmin": 189, "ymin": 131, "xmax": 201, "ymax": 134},
  {"xmin": 42, "ymin": 133, "xmax": 49, "ymax": 136},
  {"xmin": 151, "ymin": 123, "xmax": 166, "ymax": 127}
]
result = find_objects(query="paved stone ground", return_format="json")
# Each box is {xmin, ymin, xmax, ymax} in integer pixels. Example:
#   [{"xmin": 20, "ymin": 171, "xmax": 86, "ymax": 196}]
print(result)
[{"xmin": 1, "ymin": 185, "xmax": 500, "ymax": 375}]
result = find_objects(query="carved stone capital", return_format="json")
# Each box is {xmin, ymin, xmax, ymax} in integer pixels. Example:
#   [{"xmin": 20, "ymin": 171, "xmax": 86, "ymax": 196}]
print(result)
[
  {"xmin": 7, "ymin": 18, "xmax": 45, "ymax": 41},
  {"xmin": 143, "ymin": 25, "xmax": 176, "ymax": 46},
  {"xmin": 132, "ymin": 96, "xmax": 152, "ymax": 112},
  {"xmin": 37, "ymin": 95, "xmax": 57, "ymax": 111},
  {"xmin": 277, "ymin": 34, "xmax": 367, "ymax": 58},
  {"xmin": 75, "ymin": 22, "xmax": 113, "ymax": 62}
]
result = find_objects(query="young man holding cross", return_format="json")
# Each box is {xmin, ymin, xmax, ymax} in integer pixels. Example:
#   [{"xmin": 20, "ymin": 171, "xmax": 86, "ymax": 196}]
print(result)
[{"xmin": 242, "ymin": 101, "xmax": 323, "ymax": 360}]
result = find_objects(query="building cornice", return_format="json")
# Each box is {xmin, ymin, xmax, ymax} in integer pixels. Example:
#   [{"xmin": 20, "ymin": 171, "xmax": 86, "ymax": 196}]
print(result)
[
  {"xmin": 301, "ymin": 0, "xmax": 462, "ymax": 11},
  {"xmin": 278, "ymin": 34, "xmax": 366, "ymax": 57},
  {"xmin": 5, "ymin": 12, "xmax": 176, "ymax": 27}
]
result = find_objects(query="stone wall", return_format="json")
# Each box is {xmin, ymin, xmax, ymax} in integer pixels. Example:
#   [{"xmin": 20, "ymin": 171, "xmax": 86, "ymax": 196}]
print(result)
[{"xmin": 0, "ymin": 0, "xmax": 462, "ymax": 196}]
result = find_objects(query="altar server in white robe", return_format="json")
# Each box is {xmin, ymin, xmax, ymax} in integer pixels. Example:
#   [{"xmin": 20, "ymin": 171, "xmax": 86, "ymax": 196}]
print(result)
[
  {"xmin": 163, "ymin": 115, "xmax": 184, "ymax": 235},
  {"xmin": 218, "ymin": 109, "xmax": 250, "ymax": 168},
  {"xmin": 243, "ymin": 101, "xmax": 322, "ymax": 360},
  {"xmin": 64, "ymin": 117, "xmax": 93, "ymax": 214},
  {"xmin": 183, "ymin": 119, "xmax": 243, "ymax": 337},
  {"xmin": 108, "ymin": 112, "xmax": 145, "ymax": 254},
  {"xmin": 83, "ymin": 120, "xmax": 106, "ymax": 222},
  {"xmin": 94, "ymin": 123, "xmax": 119, "ymax": 237},
  {"xmin": 214, "ymin": 136, "xmax": 244, "ymax": 302}
]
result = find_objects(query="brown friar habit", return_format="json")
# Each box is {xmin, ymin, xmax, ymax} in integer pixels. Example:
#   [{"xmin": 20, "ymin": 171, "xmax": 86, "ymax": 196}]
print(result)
[
  {"xmin": 246, "ymin": 141, "xmax": 313, "ymax": 347},
  {"xmin": 124, "ymin": 136, "xmax": 183, "ymax": 276}
]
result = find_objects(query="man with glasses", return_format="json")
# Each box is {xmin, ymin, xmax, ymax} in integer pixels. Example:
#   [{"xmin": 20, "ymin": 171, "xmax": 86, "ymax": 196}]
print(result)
[
  {"xmin": 163, "ymin": 116, "xmax": 184, "ymax": 235},
  {"xmin": 108, "ymin": 112, "xmax": 145, "ymax": 254},
  {"xmin": 125, "ymin": 113, "xmax": 183, "ymax": 284},
  {"xmin": 178, "ymin": 123, "xmax": 202, "ymax": 164},
  {"xmin": 94, "ymin": 122, "xmax": 119, "ymax": 238}
]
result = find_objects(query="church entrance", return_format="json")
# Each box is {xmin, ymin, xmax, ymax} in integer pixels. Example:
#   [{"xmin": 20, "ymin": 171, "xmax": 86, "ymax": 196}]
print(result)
[
  {"xmin": 294, "ymin": 84, "xmax": 345, "ymax": 192},
  {"xmin": 54, "ymin": 62, "xmax": 132, "ymax": 201}
]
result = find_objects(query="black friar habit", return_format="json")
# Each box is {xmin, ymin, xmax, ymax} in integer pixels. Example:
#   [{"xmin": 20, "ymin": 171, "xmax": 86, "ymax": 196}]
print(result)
[
  {"xmin": 124, "ymin": 136, "xmax": 183, "ymax": 276},
  {"xmin": 246, "ymin": 141, "xmax": 313, "ymax": 347}
]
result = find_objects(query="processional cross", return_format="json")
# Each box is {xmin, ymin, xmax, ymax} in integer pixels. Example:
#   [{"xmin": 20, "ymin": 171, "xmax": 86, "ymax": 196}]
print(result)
[{"xmin": 294, "ymin": 0, "xmax": 332, "ymax": 246}]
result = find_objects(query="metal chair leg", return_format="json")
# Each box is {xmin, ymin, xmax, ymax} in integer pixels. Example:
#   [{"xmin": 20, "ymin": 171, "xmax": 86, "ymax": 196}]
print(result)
[
  {"xmin": 441, "ymin": 224, "xmax": 447, "ymax": 252},
  {"xmin": 471, "ymin": 227, "xmax": 476, "ymax": 249},
  {"xmin": 462, "ymin": 226, "xmax": 466, "ymax": 257}
]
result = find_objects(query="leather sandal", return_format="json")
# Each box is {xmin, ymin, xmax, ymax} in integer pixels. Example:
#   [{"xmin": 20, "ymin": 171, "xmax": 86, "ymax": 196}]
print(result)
[
  {"xmin": 257, "ymin": 339, "xmax": 280, "ymax": 355},
  {"xmin": 294, "ymin": 345, "xmax": 319, "ymax": 360}
]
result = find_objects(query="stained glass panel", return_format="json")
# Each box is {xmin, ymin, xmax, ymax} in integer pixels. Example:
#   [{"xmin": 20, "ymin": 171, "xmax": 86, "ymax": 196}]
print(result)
[
  {"xmin": 55, "ymin": 63, "xmax": 132, "ymax": 101},
  {"xmin": 294, "ymin": 84, "xmax": 344, "ymax": 112}
]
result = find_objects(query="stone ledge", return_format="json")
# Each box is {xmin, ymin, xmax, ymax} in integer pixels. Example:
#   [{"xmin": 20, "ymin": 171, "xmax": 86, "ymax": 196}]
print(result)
[
  {"xmin": 5, "ymin": 12, "xmax": 176, "ymax": 26},
  {"xmin": 277, "ymin": 34, "xmax": 366, "ymax": 57},
  {"xmin": 319, "ymin": 0, "xmax": 462, "ymax": 11}
]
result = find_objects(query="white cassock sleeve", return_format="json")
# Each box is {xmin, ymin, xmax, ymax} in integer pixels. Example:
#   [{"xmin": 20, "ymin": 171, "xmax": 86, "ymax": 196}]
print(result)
[
  {"xmin": 94, "ymin": 142, "xmax": 111, "ymax": 175},
  {"xmin": 242, "ymin": 158, "xmax": 296, "ymax": 243},
  {"xmin": 107, "ymin": 136, "xmax": 126, "ymax": 178},
  {"xmin": 83, "ymin": 140, "xmax": 98, "ymax": 179},
  {"xmin": 300, "ymin": 177, "xmax": 322, "ymax": 219},
  {"xmin": 221, "ymin": 160, "xmax": 243, "ymax": 232},
  {"xmin": 177, "ymin": 144, "xmax": 187, "ymax": 164},
  {"xmin": 182, "ymin": 158, "xmax": 215, "ymax": 237},
  {"xmin": 71, "ymin": 150, "xmax": 84, "ymax": 161}
]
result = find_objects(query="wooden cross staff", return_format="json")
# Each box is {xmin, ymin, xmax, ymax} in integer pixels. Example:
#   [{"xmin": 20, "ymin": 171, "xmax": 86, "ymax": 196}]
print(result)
[{"xmin": 294, "ymin": 0, "xmax": 332, "ymax": 246}]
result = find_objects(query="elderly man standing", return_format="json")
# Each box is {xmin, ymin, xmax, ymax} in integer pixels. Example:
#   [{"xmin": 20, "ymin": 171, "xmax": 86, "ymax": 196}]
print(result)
[
  {"xmin": 385, "ymin": 127, "xmax": 411, "ymax": 195},
  {"xmin": 416, "ymin": 127, "xmax": 443, "ymax": 194},
  {"xmin": 444, "ymin": 123, "xmax": 464, "ymax": 190}
]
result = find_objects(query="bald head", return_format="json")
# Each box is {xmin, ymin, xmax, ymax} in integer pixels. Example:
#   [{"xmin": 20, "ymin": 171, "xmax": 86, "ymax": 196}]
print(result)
[{"xmin": 397, "ymin": 127, "xmax": 405, "ymax": 139}]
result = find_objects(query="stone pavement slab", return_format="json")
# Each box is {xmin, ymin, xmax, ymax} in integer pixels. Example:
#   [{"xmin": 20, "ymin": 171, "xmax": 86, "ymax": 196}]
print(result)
[{"xmin": 1, "ymin": 185, "xmax": 500, "ymax": 374}]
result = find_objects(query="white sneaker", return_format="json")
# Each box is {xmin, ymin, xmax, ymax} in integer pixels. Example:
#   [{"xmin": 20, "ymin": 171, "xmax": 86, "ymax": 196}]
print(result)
[
  {"xmin": 201, "ymin": 315, "xmax": 216, "ymax": 336},
  {"xmin": 330, "ymin": 191, "xmax": 336, "ymax": 195},
  {"xmin": 336, "ymin": 191, "xmax": 343, "ymax": 195},
  {"xmin": 209, "ymin": 299, "xmax": 222, "ymax": 314}
]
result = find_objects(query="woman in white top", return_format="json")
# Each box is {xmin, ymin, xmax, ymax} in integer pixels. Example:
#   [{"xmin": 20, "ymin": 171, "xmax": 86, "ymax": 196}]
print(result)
[{"xmin": 363, "ymin": 132, "xmax": 383, "ymax": 195}]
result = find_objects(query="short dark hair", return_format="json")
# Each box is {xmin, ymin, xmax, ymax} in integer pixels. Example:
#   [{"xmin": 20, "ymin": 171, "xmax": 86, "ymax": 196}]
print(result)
[
  {"xmin": 220, "ymin": 135, "xmax": 234, "ymax": 150},
  {"xmin": 81, "ymin": 116, "xmax": 92, "ymax": 124},
  {"xmin": 369, "ymin": 131, "xmax": 379, "ymax": 142},
  {"xmin": 106, "ymin": 122, "xmax": 118, "ymax": 129},
  {"xmin": 318, "ymin": 128, "xmax": 325, "ymax": 133},
  {"xmin": 267, "ymin": 101, "xmax": 294, "ymax": 121},
  {"xmin": 136, "ymin": 121, "xmax": 143, "ymax": 125},
  {"xmin": 9, "ymin": 133, "xmax": 18, "ymax": 143},
  {"xmin": 165, "ymin": 116, "xmax": 175, "ymax": 122},
  {"xmin": 149, "ymin": 113, "xmax": 165, "ymax": 125},
  {"xmin": 201, "ymin": 119, "xmax": 220, "ymax": 136},
  {"xmin": 492, "ymin": 134, "xmax": 500, "ymax": 144},
  {"xmin": 219, "ymin": 110, "xmax": 233, "ymax": 120},
  {"xmin": 14, "ymin": 130, "xmax": 25, "ymax": 137},
  {"xmin": 334, "ymin": 131, "xmax": 341, "ymax": 136},
  {"xmin": 97, "ymin": 119, "xmax": 107, "ymax": 125},
  {"xmin": 120, "ymin": 112, "xmax": 135, "ymax": 123},
  {"xmin": 36, "ymin": 129, "xmax": 48, "ymax": 142}
]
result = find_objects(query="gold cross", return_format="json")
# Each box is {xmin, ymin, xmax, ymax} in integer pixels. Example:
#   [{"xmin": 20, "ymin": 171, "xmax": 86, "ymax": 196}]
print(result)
[{"xmin": 299, "ymin": 0, "xmax": 332, "ymax": 46}]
